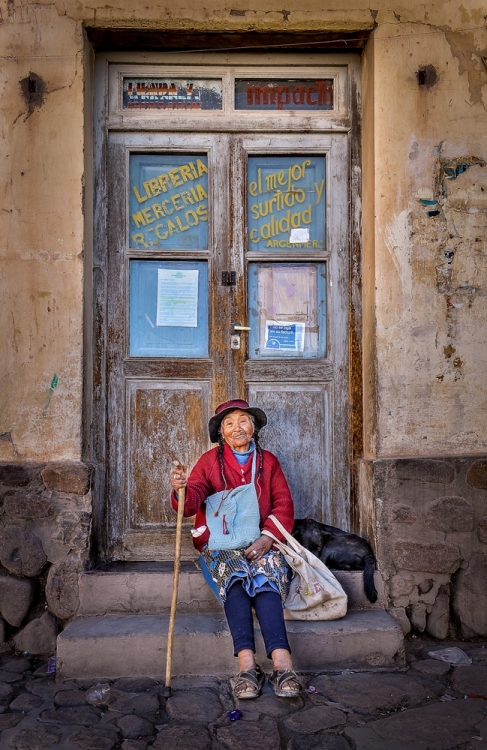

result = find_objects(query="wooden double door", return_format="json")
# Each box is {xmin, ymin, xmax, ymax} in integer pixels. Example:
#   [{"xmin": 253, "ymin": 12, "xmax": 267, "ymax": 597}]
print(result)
[{"xmin": 104, "ymin": 126, "xmax": 350, "ymax": 560}]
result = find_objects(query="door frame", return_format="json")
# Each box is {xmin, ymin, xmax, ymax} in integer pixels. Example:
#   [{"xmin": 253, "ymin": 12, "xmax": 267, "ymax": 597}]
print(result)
[{"xmin": 89, "ymin": 49, "xmax": 363, "ymax": 561}]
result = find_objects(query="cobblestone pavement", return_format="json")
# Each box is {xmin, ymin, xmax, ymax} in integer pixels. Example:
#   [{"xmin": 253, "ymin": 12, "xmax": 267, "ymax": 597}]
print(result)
[{"xmin": 0, "ymin": 639, "xmax": 486, "ymax": 749}]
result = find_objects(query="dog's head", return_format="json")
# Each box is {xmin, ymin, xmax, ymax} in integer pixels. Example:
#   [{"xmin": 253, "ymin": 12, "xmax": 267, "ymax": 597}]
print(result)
[{"xmin": 292, "ymin": 517, "xmax": 330, "ymax": 556}]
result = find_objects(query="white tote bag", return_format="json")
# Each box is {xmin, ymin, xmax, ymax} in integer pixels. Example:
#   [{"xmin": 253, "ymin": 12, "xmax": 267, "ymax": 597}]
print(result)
[{"xmin": 263, "ymin": 515, "xmax": 347, "ymax": 621}]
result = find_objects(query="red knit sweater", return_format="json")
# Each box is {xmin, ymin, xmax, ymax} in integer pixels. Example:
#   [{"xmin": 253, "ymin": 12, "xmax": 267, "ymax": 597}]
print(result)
[{"xmin": 170, "ymin": 444, "xmax": 294, "ymax": 552}]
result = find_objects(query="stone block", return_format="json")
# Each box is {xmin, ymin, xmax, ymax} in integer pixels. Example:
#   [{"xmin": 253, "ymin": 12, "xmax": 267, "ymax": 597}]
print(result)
[
  {"xmin": 54, "ymin": 689, "xmax": 87, "ymax": 707},
  {"xmin": 0, "ymin": 575, "xmax": 34, "ymax": 626},
  {"xmin": 8, "ymin": 727, "xmax": 63, "ymax": 749},
  {"xmin": 346, "ymin": 700, "xmax": 485, "ymax": 749},
  {"xmin": 108, "ymin": 689, "xmax": 160, "ymax": 716},
  {"xmin": 0, "ymin": 525, "xmax": 47, "ymax": 577},
  {"xmin": 466, "ymin": 460, "xmax": 487, "ymax": 490},
  {"xmin": 452, "ymin": 552, "xmax": 487, "ymax": 637},
  {"xmin": 121, "ymin": 742, "xmax": 148, "ymax": 750},
  {"xmin": 393, "ymin": 541, "xmax": 461, "ymax": 573},
  {"xmin": 38, "ymin": 706, "xmax": 101, "ymax": 726},
  {"xmin": 396, "ymin": 459, "xmax": 455, "ymax": 484},
  {"xmin": 311, "ymin": 672, "xmax": 437, "ymax": 713},
  {"xmin": 46, "ymin": 553, "xmax": 82, "ymax": 620},
  {"xmin": 284, "ymin": 705, "xmax": 346, "ymax": 732},
  {"xmin": 217, "ymin": 718, "xmax": 280, "ymax": 750},
  {"xmin": 167, "ymin": 688, "xmax": 221, "ymax": 722},
  {"xmin": 116, "ymin": 715, "xmax": 154, "ymax": 740},
  {"xmin": 426, "ymin": 584, "xmax": 450, "ymax": 639},
  {"xmin": 68, "ymin": 728, "xmax": 120, "ymax": 750},
  {"xmin": 10, "ymin": 693, "xmax": 44, "ymax": 712},
  {"xmin": 288, "ymin": 736, "xmax": 350, "ymax": 750},
  {"xmin": 388, "ymin": 606, "xmax": 411, "ymax": 635},
  {"xmin": 0, "ymin": 714, "xmax": 23, "ymax": 730},
  {"xmin": 409, "ymin": 602, "xmax": 427, "ymax": 632},
  {"xmin": 424, "ymin": 496, "xmax": 474, "ymax": 532},
  {"xmin": 13, "ymin": 612, "xmax": 58, "ymax": 655},
  {"xmin": 418, "ymin": 578, "xmax": 434, "ymax": 594},
  {"xmin": 391, "ymin": 505, "xmax": 416, "ymax": 524},
  {"xmin": 0, "ymin": 464, "xmax": 32, "ymax": 487},
  {"xmin": 155, "ymin": 724, "xmax": 211, "ymax": 750},
  {"xmin": 451, "ymin": 665, "xmax": 487, "ymax": 696},
  {"xmin": 41, "ymin": 463, "xmax": 91, "ymax": 495},
  {"xmin": 53, "ymin": 510, "xmax": 91, "ymax": 550},
  {"xmin": 4, "ymin": 493, "xmax": 54, "ymax": 519},
  {"xmin": 477, "ymin": 516, "xmax": 487, "ymax": 544},
  {"xmin": 390, "ymin": 574, "xmax": 414, "ymax": 597},
  {"xmin": 411, "ymin": 658, "xmax": 450, "ymax": 676}
]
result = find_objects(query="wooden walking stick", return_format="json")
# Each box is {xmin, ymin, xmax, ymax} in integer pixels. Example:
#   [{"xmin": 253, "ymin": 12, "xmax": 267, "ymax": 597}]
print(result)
[{"xmin": 164, "ymin": 459, "xmax": 186, "ymax": 697}]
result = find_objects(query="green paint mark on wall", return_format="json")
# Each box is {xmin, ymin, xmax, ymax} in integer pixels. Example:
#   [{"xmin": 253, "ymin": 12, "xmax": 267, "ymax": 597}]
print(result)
[{"xmin": 42, "ymin": 374, "xmax": 59, "ymax": 417}]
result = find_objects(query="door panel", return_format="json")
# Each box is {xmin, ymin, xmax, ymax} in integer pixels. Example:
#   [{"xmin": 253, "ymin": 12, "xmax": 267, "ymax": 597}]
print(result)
[
  {"xmin": 248, "ymin": 383, "xmax": 331, "ymax": 522},
  {"xmin": 126, "ymin": 380, "xmax": 211, "ymax": 559}
]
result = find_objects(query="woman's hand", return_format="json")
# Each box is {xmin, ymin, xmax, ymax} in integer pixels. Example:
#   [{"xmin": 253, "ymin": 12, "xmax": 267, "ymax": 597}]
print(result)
[
  {"xmin": 244, "ymin": 535, "xmax": 273, "ymax": 561},
  {"xmin": 170, "ymin": 466, "xmax": 187, "ymax": 492}
]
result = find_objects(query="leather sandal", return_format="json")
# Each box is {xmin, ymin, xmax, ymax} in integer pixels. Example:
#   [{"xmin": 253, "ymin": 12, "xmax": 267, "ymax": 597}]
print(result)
[
  {"xmin": 230, "ymin": 665, "xmax": 264, "ymax": 700},
  {"xmin": 269, "ymin": 669, "xmax": 302, "ymax": 698}
]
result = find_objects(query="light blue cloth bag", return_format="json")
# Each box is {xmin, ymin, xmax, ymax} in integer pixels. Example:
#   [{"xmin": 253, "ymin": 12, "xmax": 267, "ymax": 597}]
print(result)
[{"xmin": 205, "ymin": 451, "xmax": 261, "ymax": 550}]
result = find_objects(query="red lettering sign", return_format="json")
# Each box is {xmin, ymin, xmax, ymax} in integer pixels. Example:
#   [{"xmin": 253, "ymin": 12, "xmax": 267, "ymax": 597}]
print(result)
[{"xmin": 237, "ymin": 79, "xmax": 334, "ymax": 111}]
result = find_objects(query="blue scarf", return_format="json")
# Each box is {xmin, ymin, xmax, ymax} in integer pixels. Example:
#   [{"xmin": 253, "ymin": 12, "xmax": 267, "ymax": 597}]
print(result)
[{"xmin": 231, "ymin": 441, "xmax": 255, "ymax": 465}]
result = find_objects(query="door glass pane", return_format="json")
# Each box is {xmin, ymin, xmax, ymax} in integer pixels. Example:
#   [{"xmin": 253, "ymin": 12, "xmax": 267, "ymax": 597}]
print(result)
[
  {"xmin": 129, "ymin": 154, "xmax": 208, "ymax": 249},
  {"xmin": 248, "ymin": 156, "xmax": 325, "ymax": 251},
  {"xmin": 129, "ymin": 260, "xmax": 208, "ymax": 357},
  {"xmin": 123, "ymin": 78, "xmax": 223, "ymax": 110},
  {"xmin": 248, "ymin": 263, "xmax": 326, "ymax": 358}
]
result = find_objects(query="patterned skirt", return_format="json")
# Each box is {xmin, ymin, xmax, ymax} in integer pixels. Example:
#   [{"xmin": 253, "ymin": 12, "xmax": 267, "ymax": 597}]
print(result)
[{"xmin": 201, "ymin": 546, "xmax": 291, "ymax": 603}]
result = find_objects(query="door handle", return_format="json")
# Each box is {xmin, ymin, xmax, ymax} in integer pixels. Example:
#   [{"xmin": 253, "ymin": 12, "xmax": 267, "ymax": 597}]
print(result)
[
  {"xmin": 231, "ymin": 323, "xmax": 251, "ymax": 333},
  {"xmin": 230, "ymin": 324, "xmax": 251, "ymax": 351}
]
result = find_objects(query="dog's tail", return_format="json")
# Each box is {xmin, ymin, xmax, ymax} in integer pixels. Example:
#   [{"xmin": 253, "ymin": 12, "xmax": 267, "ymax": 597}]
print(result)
[{"xmin": 363, "ymin": 555, "xmax": 378, "ymax": 603}]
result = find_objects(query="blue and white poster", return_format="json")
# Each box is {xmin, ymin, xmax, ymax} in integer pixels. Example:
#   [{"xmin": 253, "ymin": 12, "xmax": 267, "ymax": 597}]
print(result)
[{"xmin": 264, "ymin": 321, "xmax": 305, "ymax": 351}]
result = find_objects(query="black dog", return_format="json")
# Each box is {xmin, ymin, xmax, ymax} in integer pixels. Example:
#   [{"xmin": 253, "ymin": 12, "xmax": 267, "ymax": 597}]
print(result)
[{"xmin": 292, "ymin": 517, "xmax": 378, "ymax": 603}]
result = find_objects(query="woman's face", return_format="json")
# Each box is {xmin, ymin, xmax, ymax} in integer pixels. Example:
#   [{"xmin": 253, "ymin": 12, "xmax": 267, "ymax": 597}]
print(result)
[{"xmin": 220, "ymin": 410, "xmax": 254, "ymax": 452}]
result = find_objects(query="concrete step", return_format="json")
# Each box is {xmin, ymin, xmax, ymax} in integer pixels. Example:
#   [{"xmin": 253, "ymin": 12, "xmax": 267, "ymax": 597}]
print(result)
[
  {"xmin": 57, "ymin": 610, "xmax": 404, "ymax": 680},
  {"xmin": 78, "ymin": 561, "xmax": 221, "ymax": 616},
  {"xmin": 78, "ymin": 562, "xmax": 384, "ymax": 616}
]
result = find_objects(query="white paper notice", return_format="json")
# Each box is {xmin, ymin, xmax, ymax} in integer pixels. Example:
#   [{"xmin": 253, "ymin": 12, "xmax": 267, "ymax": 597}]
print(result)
[
  {"xmin": 156, "ymin": 269, "xmax": 199, "ymax": 327},
  {"xmin": 289, "ymin": 227, "xmax": 309, "ymax": 244}
]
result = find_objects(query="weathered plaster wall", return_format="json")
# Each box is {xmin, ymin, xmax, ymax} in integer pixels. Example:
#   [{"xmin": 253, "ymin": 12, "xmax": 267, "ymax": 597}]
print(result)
[
  {"xmin": 367, "ymin": 16, "xmax": 487, "ymax": 457},
  {"xmin": 1, "ymin": 0, "xmax": 485, "ymax": 463},
  {"xmin": 0, "ymin": 3, "xmax": 85, "ymax": 461}
]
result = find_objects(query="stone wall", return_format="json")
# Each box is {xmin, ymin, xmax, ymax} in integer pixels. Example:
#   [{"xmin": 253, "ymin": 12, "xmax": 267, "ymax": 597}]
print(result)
[
  {"xmin": 0, "ymin": 462, "xmax": 92, "ymax": 655},
  {"xmin": 360, "ymin": 456, "xmax": 487, "ymax": 640}
]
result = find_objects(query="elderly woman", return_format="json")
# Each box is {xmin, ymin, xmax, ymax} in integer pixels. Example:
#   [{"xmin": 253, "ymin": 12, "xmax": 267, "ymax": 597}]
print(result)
[{"xmin": 170, "ymin": 398, "xmax": 301, "ymax": 700}]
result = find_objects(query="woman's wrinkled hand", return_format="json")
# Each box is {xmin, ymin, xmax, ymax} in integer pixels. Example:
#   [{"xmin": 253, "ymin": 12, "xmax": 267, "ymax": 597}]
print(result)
[
  {"xmin": 244, "ymin": 535, "xmax": 273, "ymax": 561},
  {"xmin": 170, "ymin": 467, "xmax": 187, "ymax": 492}
]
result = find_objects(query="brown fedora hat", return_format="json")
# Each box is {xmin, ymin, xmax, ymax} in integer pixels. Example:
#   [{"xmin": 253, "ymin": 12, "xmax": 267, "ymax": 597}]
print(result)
[{"xmin": 208, "ymin": 399, "xmax": 267, "ymax": 443}]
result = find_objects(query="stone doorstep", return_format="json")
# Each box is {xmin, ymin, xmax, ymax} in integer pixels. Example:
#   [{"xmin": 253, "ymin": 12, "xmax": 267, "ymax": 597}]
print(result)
[
  {"xmin": 78, "ymin": 564, "xmax": 384, "ymax": 616},
  {"xmin": 56, "ymin": 610, "xmax": 404, "ymax": 680}
]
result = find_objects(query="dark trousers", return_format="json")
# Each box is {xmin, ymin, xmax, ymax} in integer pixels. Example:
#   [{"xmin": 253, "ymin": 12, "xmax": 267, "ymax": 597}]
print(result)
[{"xmin": 223, "ymin": 582, "xmax": 291, "ymax": 658}]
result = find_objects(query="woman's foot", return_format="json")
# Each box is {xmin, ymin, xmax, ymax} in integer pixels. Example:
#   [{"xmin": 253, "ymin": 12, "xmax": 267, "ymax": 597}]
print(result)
[
  {"xmin": 230, "ymin": 665, "xmax": 264, "ymax": 699},
  {"xmin": 269, "ymin": 669, "xmax": 302, "ymax": 698}
]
